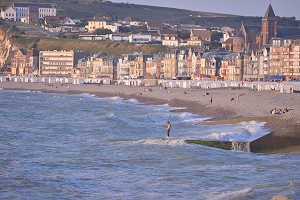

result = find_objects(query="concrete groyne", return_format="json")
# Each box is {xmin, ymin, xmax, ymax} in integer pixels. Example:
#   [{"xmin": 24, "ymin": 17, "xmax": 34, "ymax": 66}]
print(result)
[{"xmin": 185, "ymin": 125, "xmax": 300, "ymax": 153}]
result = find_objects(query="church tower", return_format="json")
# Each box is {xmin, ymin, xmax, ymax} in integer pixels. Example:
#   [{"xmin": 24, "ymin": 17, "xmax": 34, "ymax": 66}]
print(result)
[{"xmin": 262, "ymin": 4, "xmax": 278, "ymax": 46}]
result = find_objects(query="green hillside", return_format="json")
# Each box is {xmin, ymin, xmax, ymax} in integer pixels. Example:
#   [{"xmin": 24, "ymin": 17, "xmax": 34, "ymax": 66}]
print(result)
[{"xmin": 0, "ymin": 0, "xmax": 230, "ymax": 21}]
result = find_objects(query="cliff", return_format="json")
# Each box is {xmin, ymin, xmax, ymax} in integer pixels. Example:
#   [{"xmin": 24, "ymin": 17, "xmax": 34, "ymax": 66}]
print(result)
[{"xmin": 0, "ymin": 26, "xmax": 19, "ymax": 68}]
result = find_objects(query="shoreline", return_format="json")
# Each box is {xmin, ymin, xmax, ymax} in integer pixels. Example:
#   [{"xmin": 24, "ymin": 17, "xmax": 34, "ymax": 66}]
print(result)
[{"xmin": 1, "ymin": 82, "xmax": 299, "ymax": 133}]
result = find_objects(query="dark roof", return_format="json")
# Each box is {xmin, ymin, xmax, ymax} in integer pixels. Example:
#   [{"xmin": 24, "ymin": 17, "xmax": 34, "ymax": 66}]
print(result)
[
  {"xmin": 264, "ymin": 4, "xmax": 276, "ymax": 19},
  {"xmin": 20, "ymin": 49, "xmax": 27, "ymax": 56},
  {"xmin": 191, "ymin": 29, "xmax": 211, "ymax": 39},
  {"xmin": 244, "ymin": 25, "xmax": 261, "ymax": 35},
  {"xmin": 146, "ymin": 20, "xmax": 163, "ymax": 28},
  {"xmin": 223, "ymin": 37, "xmax": 233, "ymax": 44},
  {"xmin": 159, "ymin": 28, "xmax": 176, "ymax": 35},
  {"xmin": 234, "ymin": 29, "xmax": 244, "ymax": 38},
  {"xmin": 14, "ymin": 2, "xmax": 55, "ymax": 8}
]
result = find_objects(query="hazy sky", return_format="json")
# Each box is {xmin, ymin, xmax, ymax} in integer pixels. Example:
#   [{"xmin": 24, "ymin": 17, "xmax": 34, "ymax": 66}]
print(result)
[{"xmin": 112, "ymin": 0, "xmax": 300, "ymax": 19}]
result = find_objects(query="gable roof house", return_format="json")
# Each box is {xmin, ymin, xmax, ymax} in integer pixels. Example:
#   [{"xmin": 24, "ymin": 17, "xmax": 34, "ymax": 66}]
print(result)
[
  {"xmin": 146, "ymin": 20, "xmax": 163, "ymax": 32},
  {"xmin": 191, "ymin": 29, "xmax": 211, "ymax": 42},
  {"xmin": 1, "ymin": 7, "xmax": 16, "ymax": 21},
  {"xmin": 44, "ymin": 16, "xmax": 60, "ymax": 26},
  {"xmin": 62, "ymin": 17, "xmax": 76, "ymax": 26},
  {"xmin": 86, "ymin": 18, "xmax": 120, "ymax": 33}
]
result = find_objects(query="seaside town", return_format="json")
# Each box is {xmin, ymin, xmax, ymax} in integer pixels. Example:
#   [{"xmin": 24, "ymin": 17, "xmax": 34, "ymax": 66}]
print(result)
[
  {"xmin": 1, "ymin": 1, "xmax": 300, "ymax": 200},
  {"xmin": 0, "ymin": 2, "xmax": 300, "ymax": 87}
]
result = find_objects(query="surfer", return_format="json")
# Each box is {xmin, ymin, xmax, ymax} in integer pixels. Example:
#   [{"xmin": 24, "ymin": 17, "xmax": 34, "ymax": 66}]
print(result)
[{"xmin": 166, "ymin": 121, "xmax": 171, "ymax": 137}]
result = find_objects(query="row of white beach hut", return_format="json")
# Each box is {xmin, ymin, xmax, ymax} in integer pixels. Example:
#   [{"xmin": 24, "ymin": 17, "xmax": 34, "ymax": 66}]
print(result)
[{"xmin": 1, "ymin": 76, "xmax": 300, "ymax": 94}]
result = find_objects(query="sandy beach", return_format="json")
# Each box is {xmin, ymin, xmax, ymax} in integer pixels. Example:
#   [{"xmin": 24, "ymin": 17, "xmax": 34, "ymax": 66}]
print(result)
[{"xmin": 1, "ymin": 81, "xmax": 299, "ymax": 133}]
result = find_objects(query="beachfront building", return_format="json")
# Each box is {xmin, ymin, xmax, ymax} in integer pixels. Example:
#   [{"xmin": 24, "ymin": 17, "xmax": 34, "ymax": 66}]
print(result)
[
  {"xmin": 200, "ymin": 52, "xmax": 225, "ymax": 79},
  {"xmin": 39, "ymin": 50, "xmax": 88, "ymax": 77},
  {"xmin": 75, "ymin": 52, "xmax": 117, "ymax": 78},
  {"xmin": 11, "ymin": 49, "xmax": 39, "ymax": 76},
  {"xmin": 187, "ymin": 49, "xmax": 201, "ymax": 79},
  {"xmin": 164, "ymin": 50, "xmax": 179, "ymax": 79},
  {"xmin": 0, "ymin": 7, "xmax": 16, "ymax": 21},
  {"xmin": 145, "ymin": 54, "xmax": 164, "ymax": 79},
  {"xmin": 220, "ymin": 53, "xmax": 244, "ymax": 81},
  {"xmin": 13, "ymin": 2, "xmax": 56, "ymax": 21},
  {"xmin": 177, "ymin": 50, "xmax": 189, "ymax": 79},
  {"xmin": 117, "ymin": 54, "xmax": 137, "ymax": 80},
  {"xmin": 269, "ymin": 39, "xmax": 300, "ymax": 81},
  {"xmin": 131, "ymin": 54, "xmax": 155, "ymax": 79}
]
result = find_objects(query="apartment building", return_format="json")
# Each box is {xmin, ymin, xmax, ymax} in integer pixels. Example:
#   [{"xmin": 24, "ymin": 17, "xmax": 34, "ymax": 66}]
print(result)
[
  {"xmin": 39, "ymin": 50, "xmax": 88, "ymax": 77},
  {"xmin": 11, "ymin": 49, "xmax": 39, "ymax": 76},
  {"xmin": 269, "ymin": 39, "xmax": 300, "ymax": 80}
]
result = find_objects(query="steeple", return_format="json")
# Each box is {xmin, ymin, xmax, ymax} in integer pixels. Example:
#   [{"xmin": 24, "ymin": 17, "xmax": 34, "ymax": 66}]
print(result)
[
  {"xmin": 264, "ymin": 4, "xmax": 276, "ymax": 19},
  {"xmin": 261, "ymin": 4, "xmax": 277, "ymax": 46}
]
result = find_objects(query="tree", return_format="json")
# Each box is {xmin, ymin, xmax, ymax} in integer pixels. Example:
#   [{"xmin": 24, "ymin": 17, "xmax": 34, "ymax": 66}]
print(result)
[
  {"xmin": 211, "ymin": 31, "xmax": 223, "ymax": 42},
  {"xmin": 131, "ymin": 16, "xmax": 140, "ymax": 21},
  {"xmin": 177, "ymin": 30, "xmax": 190, "ymax": 40},
  {"xmin": 93, "ymin": 28, "xmax": 113, "ymax": 35},
  {"xmin": 119, "ymin": 26, "xmax": 131, "ymax": 33}
]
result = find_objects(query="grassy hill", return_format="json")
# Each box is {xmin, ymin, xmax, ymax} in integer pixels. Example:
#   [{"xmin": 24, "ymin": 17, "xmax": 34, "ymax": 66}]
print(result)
[
  {"xmin": 1, "ymin": 0, "xmax": 299, "ymax": 29},
  {"xmin": 0, "ymin": 0, "xmax": 231, "ymax": 21},
  {"xmin": 11, "ymin": 34, "xmax": 168, "ymax": 56}
]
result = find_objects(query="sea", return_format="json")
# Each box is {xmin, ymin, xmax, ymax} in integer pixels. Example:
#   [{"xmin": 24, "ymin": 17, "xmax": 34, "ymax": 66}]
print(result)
[{"xmin": 0, "ymin": 89, "xmax": 299, "ymax": 200}]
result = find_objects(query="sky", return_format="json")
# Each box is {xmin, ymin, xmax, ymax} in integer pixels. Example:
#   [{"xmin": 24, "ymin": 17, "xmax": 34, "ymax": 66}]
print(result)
[{"xmin": 111, "ymin": 0, "xmax": 300, "ymax": 19}]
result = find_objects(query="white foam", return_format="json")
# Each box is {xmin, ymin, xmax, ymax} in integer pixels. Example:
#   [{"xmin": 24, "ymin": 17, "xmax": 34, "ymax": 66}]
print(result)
[
  {"xmin": 142, "ymin": 138, "xmax": 186, "ymax": 146},
  {"xmin": 169, "ymin": 106, "xmax": 187, "ymax": 110},
  {"xmin": 107, "ymin": 96, "xmax": 123, "ymax": 101},
  {"xmin": 110, "ymin": 138, "xmax": 186, "ymax": 146},
  {"xmin": 203, "ymin": 121, "xmax": 269, "ymax": 142},
  {"xmin": 203, "ymin": 187, "xmax": 251, "ymax": 200},
  {"xmin": 80, "ymin": 93, "xmax": 97, "ymax": 98},
  {"xmin": 127, "ymin": 98, "xmax": 141, "ymax": 104}
]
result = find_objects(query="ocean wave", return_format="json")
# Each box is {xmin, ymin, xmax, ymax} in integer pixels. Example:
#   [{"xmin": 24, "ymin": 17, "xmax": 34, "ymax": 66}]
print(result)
[
  {"xmin": 109, "ymin": 138, "xmax": 186, "ymax": 146},
  {"xmin": 202, "ymin": 121, "xmax": 269, "ymax": 142},
  {"xmin": 127, "ymin": 98, "xmax": 141, "ymax": 104},
  {"xmin": 80, "ymin": 93, "xmax": 97, "ymax": 98},
  {"xmin": 141, "ymin": 138, "xmax": 186, "ymax": 146},
  {"xmin": 202, "ymin": 187, "xmax": 251, "ymax": 200},
  {"xmin": 169, "ymin": 106, "xmax": 187, "ymax": 110}
]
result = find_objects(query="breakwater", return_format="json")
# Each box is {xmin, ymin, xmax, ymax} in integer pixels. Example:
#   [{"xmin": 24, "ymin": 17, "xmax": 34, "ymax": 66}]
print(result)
[{"xmin": 185, "ymin": 125, "xmax": 300, "ymax": 153}]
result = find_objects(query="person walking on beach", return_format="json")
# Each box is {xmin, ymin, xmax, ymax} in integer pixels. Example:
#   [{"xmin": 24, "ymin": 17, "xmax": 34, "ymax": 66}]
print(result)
[
  {"xmin": 210, "ymin": 97, "xmax": 213, "ymax": 105},
  {"xmin": 166, "ymin": 121, "xmax": 171, "ymax": 137}
]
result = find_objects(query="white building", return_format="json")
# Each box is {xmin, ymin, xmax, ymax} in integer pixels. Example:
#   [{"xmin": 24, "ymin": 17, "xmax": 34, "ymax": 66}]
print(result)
[
  {"xmin": 13, "ymin": 2, "xmax": 56, "ymax": 20},
  {"xmin": 129, "ymin": 34, "xmax": 152, "ymax": 43},
  {"xmin": 79, "ymin": 34, "xmax": 108, "ymax": 41},
  {"xmin": 162, "ymin": 34, "xmax": 179, "ymax": 47},
  {"xmin": 129, "ymin": 21, "xmax": 144, "ymax": 26},
  {"xmin": 109, "ymin": 34, "xmax": 129, "ymax": 42},
  {"xmin": 0, "ymin": 7, "xmax": 16, "ymax": 21},
  {"xmin": 86, "ymin": 18, "xmax": 120, "ymax": 33}
]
